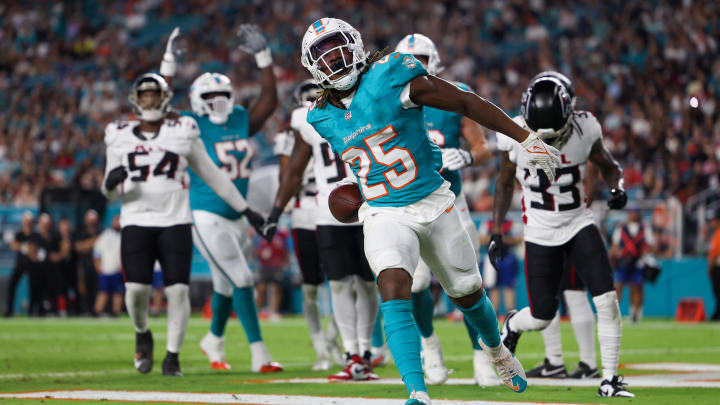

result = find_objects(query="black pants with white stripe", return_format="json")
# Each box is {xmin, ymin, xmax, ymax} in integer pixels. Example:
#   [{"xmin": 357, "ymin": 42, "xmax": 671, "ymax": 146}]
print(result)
[{"xmin": 524, "ymin": 225, "xmax": 613, "ymax": 320}]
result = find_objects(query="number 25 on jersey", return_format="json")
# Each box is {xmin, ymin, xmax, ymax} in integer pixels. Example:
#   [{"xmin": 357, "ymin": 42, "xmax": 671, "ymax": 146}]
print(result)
[{"xmin": 340, "ymin": 125, "xmax": 417, "ymax": 200}]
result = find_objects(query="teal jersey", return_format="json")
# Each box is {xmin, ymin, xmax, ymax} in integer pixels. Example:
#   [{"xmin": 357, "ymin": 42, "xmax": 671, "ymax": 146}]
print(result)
[
  {"xmin": 184, "ymin": 106, "xmax": 252, "ymax": 220},
  {"xmin": 307, "ymin": 53, "xmax": 445, "ymax": 207},
  {"xmin": 424, "ymin": 81, "xmax": 471, "ymax": 196}
]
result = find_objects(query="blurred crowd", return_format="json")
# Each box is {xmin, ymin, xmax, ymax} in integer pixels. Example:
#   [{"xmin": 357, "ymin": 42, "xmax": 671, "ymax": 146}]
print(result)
[{"xmin": 0, "ymin": 0, "xmax": 718, "ymax": 215}]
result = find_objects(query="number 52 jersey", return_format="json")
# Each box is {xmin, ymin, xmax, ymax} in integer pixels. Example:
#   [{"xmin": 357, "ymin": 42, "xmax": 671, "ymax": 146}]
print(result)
[
  {"xmin": 103, "ymin": 116, "xmax": 201, "ymax": 228},
  {"xmin": 496, "ymin": 111, "xmax": 602, "ymax": 246}
]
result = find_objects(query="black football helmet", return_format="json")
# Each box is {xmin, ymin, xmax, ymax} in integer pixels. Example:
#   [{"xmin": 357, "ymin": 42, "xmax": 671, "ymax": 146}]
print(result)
[
  {"xmin": 530, "ymin": 70, "xmax": 575, "ymax": 100},
  {"xmin": 293, "ymin": 79, "xmax": 321, "ymax": 106},
  {"xmin": 521, "ymin": 74, "xmax": 574, "ymax": 149}
]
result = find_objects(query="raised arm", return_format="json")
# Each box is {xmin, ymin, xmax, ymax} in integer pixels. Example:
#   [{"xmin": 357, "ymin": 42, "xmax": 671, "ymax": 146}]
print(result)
[
  {"xmin": 409, "ymin": 75, "xmax": 560, "ymax": 180},
  {"xmin": 588, "ymin": 139, "xmax": 626, "ymax": 209},
  {"xmin": 235, "ymin": 24, "xmax": 278, "ymax": 135}
]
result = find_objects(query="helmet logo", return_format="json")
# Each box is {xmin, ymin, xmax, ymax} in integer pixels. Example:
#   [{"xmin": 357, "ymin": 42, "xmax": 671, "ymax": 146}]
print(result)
[{"xmin": 313, "ymin": 20, "xmax": 326, "ymax": 35}]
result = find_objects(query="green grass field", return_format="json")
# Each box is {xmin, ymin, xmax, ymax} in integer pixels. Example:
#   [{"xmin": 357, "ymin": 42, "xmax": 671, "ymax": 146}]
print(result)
[{"xmin": 1, "ymin": 316, "xmax": 719, "ymax": 404}]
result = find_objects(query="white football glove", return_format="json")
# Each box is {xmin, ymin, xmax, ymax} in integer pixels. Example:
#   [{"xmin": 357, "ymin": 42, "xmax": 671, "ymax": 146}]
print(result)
[
  {"xmin": 160, "ymin": 27, "xmax": 181, "ymax": 77},
  {"xmin": 332, "ymin": 175, "xmax": 358, "ymax": 190},
  {"xmin": 520, "ymin": 132, "xmax": 562, "ymax": 182},
  {"xmin": 441, "ymin": 148, "xmax": 474, "ymax": 171},
  {"xmin": 236, "ymin": 24, "xmax": 272, "ymax": 68}
]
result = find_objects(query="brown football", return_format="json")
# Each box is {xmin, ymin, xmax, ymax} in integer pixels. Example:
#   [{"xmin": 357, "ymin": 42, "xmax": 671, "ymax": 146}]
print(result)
[{"xmin": 328, "ymin": 183, "xmax": 364, "ymax": 223}]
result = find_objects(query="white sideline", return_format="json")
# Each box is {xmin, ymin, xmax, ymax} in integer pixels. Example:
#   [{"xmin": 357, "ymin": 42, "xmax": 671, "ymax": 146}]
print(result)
[{"xmin": 0, "ymin": 390, "xmax": 581, "ymax": 404}]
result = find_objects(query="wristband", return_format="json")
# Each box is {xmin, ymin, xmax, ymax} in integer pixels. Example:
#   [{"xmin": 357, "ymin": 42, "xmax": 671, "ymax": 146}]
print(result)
[
  {"xmin": 254, "ymin": 47, "xmax": 273, "ymax": 69},
  {"xmin": 160, "ymin": 53, "xmax": 177, "ymax": 77}
]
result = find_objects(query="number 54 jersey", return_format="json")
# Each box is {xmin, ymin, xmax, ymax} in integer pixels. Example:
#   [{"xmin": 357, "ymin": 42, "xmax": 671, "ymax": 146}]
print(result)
[
  {"xmin": 496, "ymin": 111, "xmax": 602, "ymax": 246},
  {"xmin": 103, "ymin": 116, "xmax": 200, "ymax": 228}
]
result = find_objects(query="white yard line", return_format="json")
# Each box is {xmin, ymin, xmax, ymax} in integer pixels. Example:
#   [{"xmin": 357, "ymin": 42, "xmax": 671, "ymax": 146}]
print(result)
[{"xmin": 0, "ymin": 390, "xmax": 582, "ymax": 404}]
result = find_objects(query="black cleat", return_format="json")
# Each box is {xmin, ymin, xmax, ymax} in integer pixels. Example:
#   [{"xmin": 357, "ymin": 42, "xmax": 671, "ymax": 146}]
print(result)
[
  {"xmin": 501, "ymin": 310, "xmax": 522, "ymax": 354},
  {"xmin": 134, "ymin": 330, "xmax": 154, "ymax": 374},
  {"xmin": 568, "ymin": 361, "xmax": 600, "ymax": 379},
  {"xmin": 526, "ymin": 358, "xmax": 568, "ymax": 378},
  {"xmin": 598, "ymin": 375, "xmax": 635, "ymax": 397},
  {"xmin": 162, "ymin": 351, "xmax": 183, "ymax": 376}
]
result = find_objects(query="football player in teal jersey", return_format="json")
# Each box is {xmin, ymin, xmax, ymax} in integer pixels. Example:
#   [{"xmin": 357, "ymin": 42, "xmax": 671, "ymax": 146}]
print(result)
[
  {"xmin": 159, "ymin": 25, "xmax": 283, "ymax": 373},
  {"xmin": 391, "ymin": 33, "xmax": 500, "ymax": 387},
  {"xmin": 268, "ymin": 18, "xmax": 560, "ymax": 405}
]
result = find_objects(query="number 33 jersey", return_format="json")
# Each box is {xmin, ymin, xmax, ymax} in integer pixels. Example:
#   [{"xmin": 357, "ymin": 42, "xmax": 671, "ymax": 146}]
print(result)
[
  {"xmin": 496, "ymin": 111, "xmax": 602, "ymax": 246},
  {"xmin": 103, "ymin": 116, "xmax": 202, "ymax": 228}
]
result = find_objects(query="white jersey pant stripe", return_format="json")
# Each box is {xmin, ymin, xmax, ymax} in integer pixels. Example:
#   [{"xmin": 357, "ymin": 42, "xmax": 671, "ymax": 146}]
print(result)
[
  {"xmin": 411, "ymin": 192, "xmax": 479, "ymax": 293},
  {"xmin": 191, "ymin": 210, "xmax": 254, "ymax": 296},
  {"xmin": 363, "ymin": 196, "xmax": 482, "ymax": 298}
]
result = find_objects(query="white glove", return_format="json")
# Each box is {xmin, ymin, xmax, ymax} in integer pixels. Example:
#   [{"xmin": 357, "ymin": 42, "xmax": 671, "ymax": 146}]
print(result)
[
  {"xmin": 520, "ymin": 132, "xmax": 562, "ymax": 182},
  {"xmin": 160, "ymin": 27, "xmax": 181, "ymax": 77},
  {"xmin": 236, "ymin": 24, "xmax": 272, "ymax": 68},
  {"xmin": 441, "ymin": 148, "xmax": 474, "ymax": 171},
  {"xmin": 332, "ymin": 175, "xmax": 358, "ymax": 189}
]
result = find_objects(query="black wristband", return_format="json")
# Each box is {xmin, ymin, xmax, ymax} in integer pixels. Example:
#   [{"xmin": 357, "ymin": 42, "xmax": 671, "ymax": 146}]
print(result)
[{"xmin": 268, "ymin": 206, "xmax": 283, "ymax": 222}]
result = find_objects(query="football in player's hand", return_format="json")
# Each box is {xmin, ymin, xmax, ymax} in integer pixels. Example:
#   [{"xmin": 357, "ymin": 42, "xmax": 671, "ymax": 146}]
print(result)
[{"xmin": 329, "ymin": 184, "xmax": 364, "ymax": 223}]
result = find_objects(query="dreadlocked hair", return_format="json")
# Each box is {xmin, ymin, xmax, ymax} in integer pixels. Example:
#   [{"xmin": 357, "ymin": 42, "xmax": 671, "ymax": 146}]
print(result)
[{"xmin": 315, "ymin": 48, "xmax": 388, "ymax": 109}]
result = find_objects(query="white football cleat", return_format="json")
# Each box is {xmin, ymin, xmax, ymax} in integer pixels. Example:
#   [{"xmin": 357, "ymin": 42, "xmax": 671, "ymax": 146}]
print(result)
[
  {"xmin": 473, "ymin": 349, "xmax": 501, "ymax": 387},
  {"xmin": 598, "ymin": 375, "xmax": 635, "ymax": 397},
  {"xmin": 250, "ymin": 341, "xmax": 283, "ymax": 373},
  {"xmin": 406, "ymin": 390, "xmax": 431, "ymax": 405},
  {"xmin": 487, "ymin": 344, "xmax": 527, "ymax": 393},
  {"xmin": 199, "ymin": 331, "xmax": 230, "ymax": 370},
  {"xmin": 421, "ymin": 333, "xmax": 448, "ymax": 385}
]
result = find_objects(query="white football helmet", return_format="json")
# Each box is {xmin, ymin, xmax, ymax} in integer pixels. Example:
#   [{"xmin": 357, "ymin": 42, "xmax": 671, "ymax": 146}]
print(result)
[
  {"xmin": 301, "ymin": 18, "xmax": 366, "ymax": 91},
  {"xmin": 128, "ymin": 73, "xmax": 173, "ymax": 122},
  {"xmin": 395, "ymin": 33, "xmax": 443, "ymax": 75},
  {"xmin": 189, "ymin": 72, "xmax": 235, "ymax": 125}
]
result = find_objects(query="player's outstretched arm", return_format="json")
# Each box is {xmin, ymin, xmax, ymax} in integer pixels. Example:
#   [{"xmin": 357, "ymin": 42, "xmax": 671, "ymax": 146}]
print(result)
[
  {"xmin": 409, "ymin": 75, "xmax": 560, "ymax": 180},
  {"xmin": 588, "ymin": 139, "xmax": 626, "ymax": 209},
  {"xmin": 264, "ymin": 133, "xmax": 313, "ymax": 240},
  {"xmin": 488, "ymin": 151, "xmax": 517, "ymax": 269},
  {"xmin": 236, "ymin": 24, "xmax": 278, "ymax": 135},
  {"xmin": 409, "ymin": 75, "xmax": 528, "ymax": 143}
]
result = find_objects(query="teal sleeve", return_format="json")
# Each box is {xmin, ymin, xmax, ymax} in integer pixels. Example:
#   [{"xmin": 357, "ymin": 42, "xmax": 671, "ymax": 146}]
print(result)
[{"xmin": 384, "ymin": 52, "xmax": 429, "ymax": 89}]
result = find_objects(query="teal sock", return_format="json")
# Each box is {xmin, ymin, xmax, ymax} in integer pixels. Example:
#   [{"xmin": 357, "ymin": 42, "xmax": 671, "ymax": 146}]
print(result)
[
  {"xmin": 372, "ymin": 306, "xmax": 385, "ymax": 348},
  {"xmin": 233, "ymin": 287, "xmax": 262, "ymax": 343},
  {"xmin": 382, "ymin": 299, "xmax": 426, "ymax": 395},
  {"xmin": 462, "ymin": 311, "xmax": 483, "ymax": 350},
  {"xmin": 458, "ymin": 289, "xmax": 501, "ymax": 348},
  {"xmin": 411, "ymin": 288, "xmax": 435, "ymax": 338},
  {"xmin": 210, "ymin": 292, "xmax": 232, "ymax": 337}
]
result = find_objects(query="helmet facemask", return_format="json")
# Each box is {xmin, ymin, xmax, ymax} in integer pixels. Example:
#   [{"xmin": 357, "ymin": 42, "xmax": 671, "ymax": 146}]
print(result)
[
  {"xmin": 189, "ymin": 73, "xmax": 235, "ymax": 125},
  {"xmin": 202, "ymin": 92, "xmax": 233, "ymax": 124},
  {"xmin": 128, "ymin": 74, "xmax": 173, "ymax": 122},
  {"xmin": 302, "ymin": 30, "xmax": 366, "ymax": 91}
]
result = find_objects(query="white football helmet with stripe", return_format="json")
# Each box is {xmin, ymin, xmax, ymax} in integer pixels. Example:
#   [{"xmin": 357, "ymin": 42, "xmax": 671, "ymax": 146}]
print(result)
[
  {"xmin": 395, "ymin": 33, "xmax": 443, "ymax": 75},
  {"xmin": 301, "ymin": 18, "xmax": 367, "ymax": 91},
  {"xmin": 190, "ymin": 72, "xmax": 235, "ymax": 125}
]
